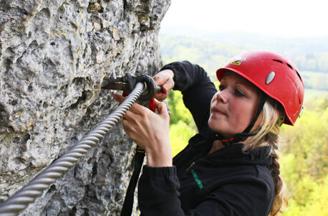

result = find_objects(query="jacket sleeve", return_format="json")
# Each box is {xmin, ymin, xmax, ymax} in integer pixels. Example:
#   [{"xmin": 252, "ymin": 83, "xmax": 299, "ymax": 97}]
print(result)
[
  {"xmin": 160, "ymin": 61, "xmax": 217, "ymax": 134},
  {"xmin": 138, "ymin": 166, "xmax": 273, "ymax": 216}
]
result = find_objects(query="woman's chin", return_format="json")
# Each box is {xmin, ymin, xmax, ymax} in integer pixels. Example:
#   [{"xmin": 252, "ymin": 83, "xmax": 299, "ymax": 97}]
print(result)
[
  {"xmin": 209, "ymin": 120, "xmax": 224, "ymax": 133},
  {"xmin": 208, "ymin": 120, "xmax": 232, "ymax": 137}
]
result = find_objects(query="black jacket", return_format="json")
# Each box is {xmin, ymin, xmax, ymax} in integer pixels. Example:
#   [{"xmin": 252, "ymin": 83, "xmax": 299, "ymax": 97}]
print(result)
[{"xmin": 138, "ymin": 61, "xmax": 275, "ymax": 216}]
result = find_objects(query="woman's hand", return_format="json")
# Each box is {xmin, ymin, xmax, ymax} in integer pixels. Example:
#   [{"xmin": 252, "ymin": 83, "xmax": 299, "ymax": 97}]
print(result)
[
  {"xmin": 153, "ymin": 69, "xmax": 175, "ymax": 101},
  {"xmin": 113, "ymin": 94, "xmax": 172, "ymax": 167}
]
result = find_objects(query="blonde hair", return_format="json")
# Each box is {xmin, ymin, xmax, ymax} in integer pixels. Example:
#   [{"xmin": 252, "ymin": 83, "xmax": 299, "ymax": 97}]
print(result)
[{"xmin": 243, "ymin": 98, "xmax": 286, "ymax": 216}]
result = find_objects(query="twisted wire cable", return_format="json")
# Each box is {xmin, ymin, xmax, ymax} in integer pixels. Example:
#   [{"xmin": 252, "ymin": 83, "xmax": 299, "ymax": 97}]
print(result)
[{"xmin": 0, "ymin": 82, "xmax": 145, "ymax": 216}]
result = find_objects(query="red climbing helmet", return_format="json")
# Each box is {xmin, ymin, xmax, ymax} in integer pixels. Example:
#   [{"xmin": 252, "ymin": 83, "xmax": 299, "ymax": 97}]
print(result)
[{"xmin": 216, "ymin": 51, "xmax": 304, "ymax": 125}]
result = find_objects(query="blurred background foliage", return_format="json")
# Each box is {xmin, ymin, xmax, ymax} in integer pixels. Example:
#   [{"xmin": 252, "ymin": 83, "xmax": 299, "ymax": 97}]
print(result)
[{"xmin": 160, "ymin": 33, "xmax": 328, "ymax": 215}]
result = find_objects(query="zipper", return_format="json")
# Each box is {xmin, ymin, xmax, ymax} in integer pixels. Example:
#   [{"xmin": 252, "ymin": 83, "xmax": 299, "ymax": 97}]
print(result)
[
  {"xmin": 185, "ymin": 161, "xmax": 204, "ymax": 190},
  {"xmin": 191, "ymin": 169, "xmax": 204, "ymax": 189},
  {"xmin": 186, "ymin": 161, "xmax": 195, "ymax": 172}
]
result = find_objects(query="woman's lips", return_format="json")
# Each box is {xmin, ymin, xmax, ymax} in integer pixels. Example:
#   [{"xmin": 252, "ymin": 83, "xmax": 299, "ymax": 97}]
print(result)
[{"xmin": 211, "ymin": 107, "xmax": 227, "ymax": 116}]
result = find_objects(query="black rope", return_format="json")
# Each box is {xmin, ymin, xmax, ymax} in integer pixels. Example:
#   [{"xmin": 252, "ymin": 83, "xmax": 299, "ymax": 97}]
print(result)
[{"xmin": 120, "ymin": 147, "xmax": 145, "ymax": 216}]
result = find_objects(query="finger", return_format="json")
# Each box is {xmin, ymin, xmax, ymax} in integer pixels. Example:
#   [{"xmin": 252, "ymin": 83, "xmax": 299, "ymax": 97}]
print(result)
[
  {"xmin": 112, "ymin": 93, "xmax": 125, "ymax": 103},
  {"xmin": 128, "ymin": 102, "xmax": 152, "ymax": 116},
  {"xmin": 122, "ymin": 119, "xmax": 145, "ymax": 147},
  {"xmin": 153, "ymin": 70, "xmax": 174, "ymax": 86},
  {"xmin": 154, "ymin": 94, "xmax": 166, "ymax": 101},
  {"xmin": 160, "ymin": 78, "xmax": 174, "ymax": 95},
  {"xmin": 122, "ymin": 119, "xmax": 137, "ymax": 134},
  {"xmin": 122, "ymin": 120, "xmax": 140, "ymax": 141},
  {"xmin": 123, "ymin": 109, "xmax": 141, "ymax": 122},
  {"xmin": 163, "ymin": 78, "xmax": 174, "ymax": 91},
  {"xmin": 154, "ymin": 82, "xmax": 171, "ymax": 101},
  {"xmin": 154, "ymin": 100, "xmax": 169, "ymax": 120},
  {"xmin": 154, "ymin": 77, "xmax": 174, "ymax": 101},
  {"xmin": 153, "ymin": 73, "xmax": 168, "ymax": 86}
]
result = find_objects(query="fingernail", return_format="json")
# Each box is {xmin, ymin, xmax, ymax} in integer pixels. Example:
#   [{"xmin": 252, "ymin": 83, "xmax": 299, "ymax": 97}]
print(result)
[{"xmin": 111, "ymin": 93, "xmax": 119, "ymax": 99}]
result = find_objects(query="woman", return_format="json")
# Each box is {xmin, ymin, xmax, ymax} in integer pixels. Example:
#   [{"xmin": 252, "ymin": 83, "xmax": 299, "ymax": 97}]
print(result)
[{"xmin": 114, "ymin": 51, "xmax": 304, "ymax": 215}]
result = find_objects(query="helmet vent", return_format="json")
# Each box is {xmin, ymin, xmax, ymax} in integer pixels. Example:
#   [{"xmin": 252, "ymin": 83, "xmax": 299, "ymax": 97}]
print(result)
[
  {"xmin": 266, "ymin": 71, "xmax": 275, "ymax": 84},
  {"xmin": 273, "ymin": 59, "xmax": 284, "ymax": 64},
  {"xmin": 273, "ymin": 59, "xmax": 295, "ymax": 71},
  {"xmin": 286, "ymin": 63, "xmax": 294, "ymax": 70}
]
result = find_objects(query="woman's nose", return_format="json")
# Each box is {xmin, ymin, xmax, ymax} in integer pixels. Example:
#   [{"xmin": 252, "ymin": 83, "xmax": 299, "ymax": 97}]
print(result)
[{"xmin": 217, "ymin": 90, "xmax": 228, "ymax": 103}]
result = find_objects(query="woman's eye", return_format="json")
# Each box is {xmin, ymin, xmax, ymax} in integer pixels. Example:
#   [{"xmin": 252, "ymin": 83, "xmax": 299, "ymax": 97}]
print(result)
[{"xmin": 234, "ymin": 89, "xmax": 245, "ymax": 97}]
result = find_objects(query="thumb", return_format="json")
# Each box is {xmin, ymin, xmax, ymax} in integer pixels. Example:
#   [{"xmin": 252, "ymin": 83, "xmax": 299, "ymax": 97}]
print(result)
[{"xmin": 154, "ymin": 100, "xmax": 169, "ymax": 119}]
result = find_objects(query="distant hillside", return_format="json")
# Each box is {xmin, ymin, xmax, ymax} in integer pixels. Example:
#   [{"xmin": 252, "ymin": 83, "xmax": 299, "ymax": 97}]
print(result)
[{"xmin": 159, "ymin": 33, "xmax": 328, "ymax": 92}]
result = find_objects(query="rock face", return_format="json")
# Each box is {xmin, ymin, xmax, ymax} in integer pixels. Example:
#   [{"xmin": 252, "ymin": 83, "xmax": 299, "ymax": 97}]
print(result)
[{"xmin": 0, "ymin": 0, "xmax": 170, "ymax": 215}]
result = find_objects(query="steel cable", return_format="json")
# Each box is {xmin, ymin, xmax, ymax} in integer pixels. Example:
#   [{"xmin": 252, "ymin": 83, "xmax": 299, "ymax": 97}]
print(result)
[{"xmin": 0, "ymin": 82, "xmax": 145, "ymax": 216}]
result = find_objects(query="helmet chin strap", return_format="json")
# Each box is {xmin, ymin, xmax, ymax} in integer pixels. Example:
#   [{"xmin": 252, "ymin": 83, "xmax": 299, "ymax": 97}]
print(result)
[{"xmin": 214, "ymin": 93, "xmax": 266, "ymax": 145}]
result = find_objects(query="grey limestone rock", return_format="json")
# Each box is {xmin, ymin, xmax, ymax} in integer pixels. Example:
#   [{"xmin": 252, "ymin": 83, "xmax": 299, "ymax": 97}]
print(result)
[{"xmin": 0, "ymin": 0, "xmax": 170, "ymax": 215}]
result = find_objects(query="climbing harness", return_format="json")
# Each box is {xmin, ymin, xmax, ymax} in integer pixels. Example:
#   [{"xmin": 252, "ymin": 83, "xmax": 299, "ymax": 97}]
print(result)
[{"xmin": 0, "ymin": 74, "xmax": 161, "ymax": 216}]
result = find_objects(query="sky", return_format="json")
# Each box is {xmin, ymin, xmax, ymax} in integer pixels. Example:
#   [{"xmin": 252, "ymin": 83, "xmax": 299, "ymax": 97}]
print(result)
[{"xmin": 160, "ymin": 0, "xmax": 328, "ymax": 38}]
